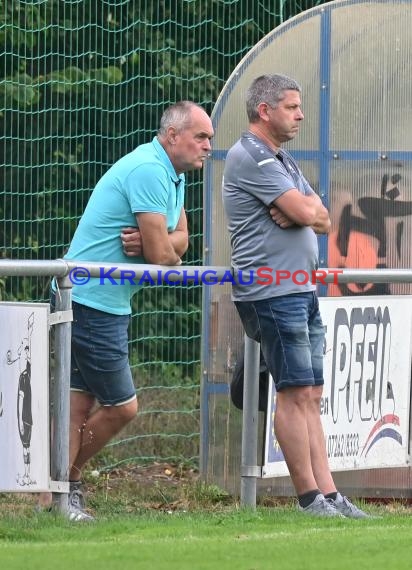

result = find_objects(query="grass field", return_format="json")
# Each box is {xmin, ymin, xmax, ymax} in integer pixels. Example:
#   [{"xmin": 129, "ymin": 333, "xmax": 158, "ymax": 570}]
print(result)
[
  {"xmin": 1, "ymin": 508, "xmax": 412, "ymax": 570},
  {"xmin": 1, "ymin": 468, "xmax": 412, "ymax": 570}
]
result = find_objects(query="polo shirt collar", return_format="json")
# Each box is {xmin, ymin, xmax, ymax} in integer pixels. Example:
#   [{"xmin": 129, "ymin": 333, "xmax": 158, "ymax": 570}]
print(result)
[{"xmin": 152, "ymin": 137, "xmax": 184, "ymax": 186}]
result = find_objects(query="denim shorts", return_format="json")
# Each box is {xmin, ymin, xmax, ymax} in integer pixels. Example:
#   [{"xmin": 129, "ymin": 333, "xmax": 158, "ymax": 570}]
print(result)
[
  {"xmin": 50, "ymin": 291, "xmax": 136, "ymax": 405},
  {"xmin": 69, "ymin": 302, "xmax": 136, "ymax": 405},
  {"xmin": 235, "ymin": 292, "xmax": 325, "ymax": 391}
]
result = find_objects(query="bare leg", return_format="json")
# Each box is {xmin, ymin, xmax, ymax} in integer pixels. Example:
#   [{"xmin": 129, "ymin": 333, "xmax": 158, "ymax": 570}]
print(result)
[
  {"xmin": 307, "ymin": 385, "xmax": 337, "ymax": 495},
  {"xmin": 38, "ymin": 392, "xmax": 94, "ymax": 507},
  {"xmin": 38, "ymin": 391, "xmax": 137, "ymax": 506},
  {"xmin": 69, "ymin": 391, "xmax": 95, "ymax": 480},
  {"xmin": 38, "ymin": 492, "xmax": 52, "ymax": 507},
  {"xmin": 274, "ymin": 386, "xmax": 318, "ymax": 495},
  {"xmin": 69, "ymin": 391, "xmax": 138, "ymax": 481}
]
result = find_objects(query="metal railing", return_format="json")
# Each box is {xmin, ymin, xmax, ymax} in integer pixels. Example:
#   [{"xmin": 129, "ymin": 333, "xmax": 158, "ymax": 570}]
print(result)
[{"xmin": 2, "ymin": 260, "xmax": 412, "ymax": 511}]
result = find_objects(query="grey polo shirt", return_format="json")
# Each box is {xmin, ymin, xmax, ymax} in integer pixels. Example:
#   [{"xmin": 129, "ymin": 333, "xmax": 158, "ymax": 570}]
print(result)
[{"xmin": 222, "ymin": 131, "xmax": 319, "ymax": 301}]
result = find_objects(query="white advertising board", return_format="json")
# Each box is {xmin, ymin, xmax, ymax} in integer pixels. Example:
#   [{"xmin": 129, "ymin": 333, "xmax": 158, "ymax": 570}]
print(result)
[
  {"xmin": 262, "ymin": 296, "xmax": 412, "ymax": 477},
  {"xmin": 0, "ymin": 303, "xmax": 50, "ymax": 491}
]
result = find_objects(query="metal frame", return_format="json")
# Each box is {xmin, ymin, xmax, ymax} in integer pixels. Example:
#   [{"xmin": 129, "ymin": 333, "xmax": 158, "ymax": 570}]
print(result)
[
  {"xmin": 2, "ymin": 261, "xmax": 412, "ymax": 510},
  {"xmin": 0, "ymin": 260, "xmax": 230, "ymax": 512}
]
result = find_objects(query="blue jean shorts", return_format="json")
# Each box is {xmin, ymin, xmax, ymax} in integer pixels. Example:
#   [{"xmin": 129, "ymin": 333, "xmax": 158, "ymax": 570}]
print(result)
[
  {"xmin": 50, "ymin": 293, "xmax": 137, "ymax": 406},
  {"xmin": 235, "ymin": 292, "xmax": 325, "ymax": 391}
]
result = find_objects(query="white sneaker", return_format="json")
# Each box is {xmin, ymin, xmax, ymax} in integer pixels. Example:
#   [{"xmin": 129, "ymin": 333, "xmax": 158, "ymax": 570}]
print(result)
[
  {"xmin": 67, "ymin": 504, "xmax": 95, "ymax": 522},
  {"xmin": 299, "ymin": 494, "xmax": 345, "ymax": 518},
  {"xmin": 67, "ymin": 482, "xmax": 95, "ymax": 522},
  {"xmin": 331, "ymin": 493, "xmax": 372, "ymax": 519}
]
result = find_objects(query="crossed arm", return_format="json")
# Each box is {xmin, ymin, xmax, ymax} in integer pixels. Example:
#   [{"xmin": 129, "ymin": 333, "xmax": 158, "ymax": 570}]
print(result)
[
  {"xmin": 269, "ymin": 189, "xmax": 331, "ymax": 235},
  {"xmin": 121, "ymin": 208, "xmax": 189, "ymax": 265}
]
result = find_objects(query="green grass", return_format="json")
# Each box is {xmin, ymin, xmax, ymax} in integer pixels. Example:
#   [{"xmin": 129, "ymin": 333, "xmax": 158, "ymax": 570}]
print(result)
[
  {"xmin": 1, "ymin": 505, "xmax": 411, "ymax": 570},
  {"xmin": 1, "ymin": 471, "xmax": 411, "ymax": 570}
]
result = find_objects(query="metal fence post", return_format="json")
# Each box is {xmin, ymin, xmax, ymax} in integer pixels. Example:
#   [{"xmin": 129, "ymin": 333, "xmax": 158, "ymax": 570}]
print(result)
[
  {"xmin": 51, "ymin": 275, "xmax": 72, "ymax": 512},
  {"xmin": 240, "ymin": 334, "xmax": 261, "ymax": 508}
]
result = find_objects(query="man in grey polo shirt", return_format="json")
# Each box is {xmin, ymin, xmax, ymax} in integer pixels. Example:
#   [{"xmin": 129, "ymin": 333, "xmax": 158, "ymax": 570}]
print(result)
[{"xmin": 222, "ymin": 74, "xmax": 369, "ymax": 518}]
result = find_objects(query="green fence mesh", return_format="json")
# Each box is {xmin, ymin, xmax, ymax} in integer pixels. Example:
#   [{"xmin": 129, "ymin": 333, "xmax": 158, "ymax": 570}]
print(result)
[{"xmin": 0, "ymin": 0, "xmax": 327, "ymax": 469}]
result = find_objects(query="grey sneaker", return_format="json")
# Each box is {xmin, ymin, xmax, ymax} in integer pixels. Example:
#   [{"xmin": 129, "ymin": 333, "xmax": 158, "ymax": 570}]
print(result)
[
  {"xmin": 67, "ymin": 504, "xmax": 95, "ymax": 522},
  {"xmin": 67, "ymin": 481, "xmax": 95, "ymax": 522},
  {"xmin": 331, "ymin": 493, "xmax": 371, "ymax": 519},
  {"xmin": 299, "ymin": 494, "xmax": 345, "ymax": 517}
]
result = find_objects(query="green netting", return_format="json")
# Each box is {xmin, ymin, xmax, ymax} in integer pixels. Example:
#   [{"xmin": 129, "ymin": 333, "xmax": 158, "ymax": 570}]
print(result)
[{"xmin": 0, "ymin": 0, "xmax": 328, "ymax": 468}]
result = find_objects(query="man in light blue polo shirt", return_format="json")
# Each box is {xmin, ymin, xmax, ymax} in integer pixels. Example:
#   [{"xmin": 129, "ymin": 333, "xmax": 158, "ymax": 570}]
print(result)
[
  {"xmin": 65, "ymin": 135, "xmax": 186, "ymax": 314},
  {"xmin": 48, "ymin": 102, "xmax": 213, "ymax": 521}
]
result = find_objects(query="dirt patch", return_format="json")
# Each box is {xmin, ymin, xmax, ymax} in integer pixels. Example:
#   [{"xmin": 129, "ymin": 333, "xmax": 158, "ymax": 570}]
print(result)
[
  {"xmin": 88, "ymin": 461, "xmax": 237, "ymax": 513},
  {"xmin": 87, "ymin": 461, "xmax": 200, "ymax": 495},
  {"xmin": 97, "ymin": 461, "xmax": 199, "ymax": 488},
  {"xmin": 0, "ymin": 462, "xmax": 202, "ymax": 516}
]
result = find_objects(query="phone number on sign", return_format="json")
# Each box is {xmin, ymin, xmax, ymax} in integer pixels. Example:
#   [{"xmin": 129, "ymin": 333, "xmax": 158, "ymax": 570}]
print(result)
[{"xmin": 327, "ymin": 433, "xmax": 360, "ymax": 458}]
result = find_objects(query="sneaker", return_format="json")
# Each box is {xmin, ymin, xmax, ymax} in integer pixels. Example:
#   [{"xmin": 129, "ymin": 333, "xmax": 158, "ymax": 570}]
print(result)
[
  {"xmin": 299, "ymin": 494, "xmax": 345, "ymax": 517},
  {"xmin": 67, "ymin": 481, "xmax": 95, "ymax": 522},
  {"xmin": 69, "ymin": 481, "xmax": 86, "ymax": 508},
  {"xmin": 67, "ymin": 504, "xmax": 95, "ymax": 522},
  {"xmin": 331, "ymin": 493, "xmax": 371, "ymax": 519}
]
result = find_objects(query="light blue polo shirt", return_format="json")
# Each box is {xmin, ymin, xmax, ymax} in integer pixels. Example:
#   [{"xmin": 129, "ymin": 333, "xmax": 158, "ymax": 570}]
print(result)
[{"xmin": 64, "ymin": 137, "xmax": 185, "ymax": 314}]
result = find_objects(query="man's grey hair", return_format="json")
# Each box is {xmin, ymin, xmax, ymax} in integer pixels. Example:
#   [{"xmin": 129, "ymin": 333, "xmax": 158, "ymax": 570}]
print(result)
[
  {"xmin": 246, "ymin": 74, "xmax": 302, "ymax": 122},
  {"xmin": 158, "ymin": 101, "xmax": 202, "ymax": 135}
]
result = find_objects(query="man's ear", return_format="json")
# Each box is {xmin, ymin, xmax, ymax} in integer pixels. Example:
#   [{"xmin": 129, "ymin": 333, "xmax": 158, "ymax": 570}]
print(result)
[
  {"xmin": 257, "ymin": 102, "xmax": 271, "ymax": 122},
  {"xmin": 167, "ymin": 126, "xmax": 178, "ymax": 145}
]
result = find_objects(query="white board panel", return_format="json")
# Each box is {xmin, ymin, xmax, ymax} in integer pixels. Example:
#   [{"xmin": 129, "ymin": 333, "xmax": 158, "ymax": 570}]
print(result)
[
  {"xmin": 0, "ymin": 303, "xmax": 50, "ymax": 491},
  {"xmin": 263, "ymin": 296, "xmax": 412, "ymax": 477}
]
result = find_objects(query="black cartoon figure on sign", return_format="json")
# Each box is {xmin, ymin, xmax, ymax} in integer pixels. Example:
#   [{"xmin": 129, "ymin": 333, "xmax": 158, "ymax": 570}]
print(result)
[
  {"xmin": 6, "ymin": 312, "xmax": 36, "ymax": 486},
  {"xmin": 329, "ymin": 171, "xmax": 412, "ymax": 296}
]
